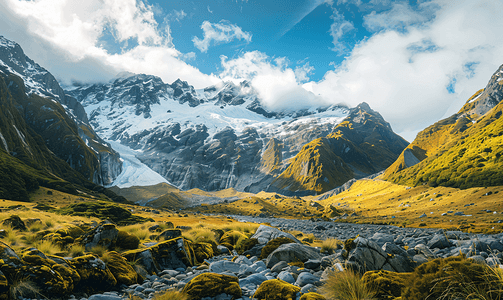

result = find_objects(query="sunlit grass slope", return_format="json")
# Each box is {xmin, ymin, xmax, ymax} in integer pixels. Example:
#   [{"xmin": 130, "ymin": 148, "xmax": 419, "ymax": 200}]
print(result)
[
  {"xmin": 386, "ymin": 96, "xmax": 503, "ymax": 188},
  {"xmin": 385, "ymin": 67, "xmax": 503, "ymax": 189},
  {"xmin": 319, "ymin": 178, "xmax": 503, "ymax": 233}
]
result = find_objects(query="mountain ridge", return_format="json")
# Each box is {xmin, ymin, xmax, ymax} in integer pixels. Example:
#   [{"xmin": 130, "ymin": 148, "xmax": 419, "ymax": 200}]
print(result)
[
  {"xmin": 384, "ymin": 63, "xmax": 503, "ymax": 188},
  {"xmin": 0, "ymin": 35, "xmax": 122, "ymax": 185},
  {"xmin": 65, "ymin": 72, "xmax": 358, "ymax": 193}
]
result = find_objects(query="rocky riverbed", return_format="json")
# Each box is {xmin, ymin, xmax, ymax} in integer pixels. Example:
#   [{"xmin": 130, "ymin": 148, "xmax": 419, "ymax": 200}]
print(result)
[{"xmin": 62, "ymin": 216, "xmax": 503, "ymax": 300}]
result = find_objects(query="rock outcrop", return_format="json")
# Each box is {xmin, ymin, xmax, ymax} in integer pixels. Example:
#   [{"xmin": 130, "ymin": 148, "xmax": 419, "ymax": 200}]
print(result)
[{"xmin": 0, "ymin": 36, "xmax": 122, "ymax": 186}]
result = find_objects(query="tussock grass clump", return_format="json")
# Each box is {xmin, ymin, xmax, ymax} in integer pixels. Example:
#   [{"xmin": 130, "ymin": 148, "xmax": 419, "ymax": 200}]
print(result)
[
  {"xmin": 402, "ymin": 255, "xmax": 502, "ymax": 300},
  {"xmin": 28, "ymin": 222, "xmax": 43, "ymax": 233},
  {"xmin": 1, "ymin": 225, "xmax": 20, "ymax": 246},
  {"xmin": 33, "ymin": 240, "xmax": 62, "ymax": 256},
  {"xmin": 9, "ymin": 275, "xmax": 40, "ymax": 299},
  {"xmin": 151, "ymin": 289, "xmax": 188, "ymax": 300},
  {"xmin": 184, "ymin": 228, "xmax": 217, "ymax": 244},
  {"xmin": 68, "ymin": 244, "xmax": 85, "ymax": 257},
  {"xmin": 219, "ymin": 230, "xmax": 248, "ymax": 250},
  {"xmin": 319, "ymin": 269, "xmax": 376, "ymax": 300},
  {"xmin": 321, "ymin": 238, "xmax": 342, "ymax": 254},
  {"xmin": 44, "ymin": 220, "xmax": 54, "ymax": 228},
  {"xmin": 120, "ymin": 223, "xmax": 152, "ymax": 242},
  {"xmin": 88, "ymin": 245, "xmax": 107, "ymax": 257},
  {"xmin": 218, "ymin": 222, "xmax": 259, "ymax": 234}
]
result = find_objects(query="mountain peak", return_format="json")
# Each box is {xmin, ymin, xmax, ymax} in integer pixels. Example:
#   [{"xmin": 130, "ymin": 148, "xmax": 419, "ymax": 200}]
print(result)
[
  {"xmin": 355, "ymin": 102, "xmax": 372, "ymax": 112},
  {"xmin": 114, "ymin": 71, "xmax": 136, "ymax": 80},
  {"xmin": 0, "ymin": 36, "xmax": 19, "ymax": 50}
]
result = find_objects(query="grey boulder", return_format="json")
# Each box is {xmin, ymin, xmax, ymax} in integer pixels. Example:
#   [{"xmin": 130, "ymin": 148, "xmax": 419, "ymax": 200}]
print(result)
[{"xmin": 251, "ymin": 225, "xmax": 301, "ymax": 244}]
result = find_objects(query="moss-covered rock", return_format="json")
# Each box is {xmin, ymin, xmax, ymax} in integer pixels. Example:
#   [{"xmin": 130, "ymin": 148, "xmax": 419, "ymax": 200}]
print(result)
[
  {"xmin": 67, "ymin": 226, "xmax": 85, "ymax": 238},
  {"xmin": 299, "ymin": 292, "xmax": 326, "ymax": 300},
  {"xmin": 362, "ymin": 270, "xmax": 411, "ymax": 299},
  {"xmin": 253, "ymin": 279, "xmax": 301, "ymax": 300},
  {"xmin": 0, "ymin": 270, "xmax": 8, "ymax": 300},
  {"xmin": 260, "ymin": 237, "xmax": 296, "ymax": 259},
  {"xmin": 2, "ymin": 215, "xmax": 26, "ymax": 231},
  {"xmin": 182, "ymin": 273, "xmax": 242, "ymax": 300},
  {"xmin": 49, "ymin": 258, "xmax": 81, "ymax": 292},
  {"xmin": 0, "ymin": 241, "xmax": 23, "ymax": 275},
  {"xmin": 41, "ymin": 232, "xmax": 74, "ymax": 248},
  {"xmin": 235, "ymin": 238, "xmax": 259, "ymax": 255},
  {"xmin": 123, "ymin": 237, "xmax": 195, "ymax": 274},
  {"xmin": 69, "ymin": 254, "xmax": 117, "ymax": 293},
  {"xmin": 77, "ymin": 222, "xmax": 119, "ymax": 251},
  {"xmin": 191, "ymin": 242, "xmax": 214, "ymax": 263},
  {"xmin": 103, "ymin": 251, "xmax": 141, "ymax": 286},
  {"xmin": 19, "ymin": 249, "xmax": 75, "ymax": 296},
  {"xmin": 116, "ymin": 230, "xmax": 140, "ymax": 250}
]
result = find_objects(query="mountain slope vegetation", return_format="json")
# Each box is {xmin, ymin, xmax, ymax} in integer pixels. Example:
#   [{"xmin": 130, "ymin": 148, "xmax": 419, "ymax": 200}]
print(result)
[
  {"xmin": 270, "ymin": 103, "xmax": 408, "ymax": 194},
  {"xmin": 384, "ymin": 64, "xmax": 503, "ymax": 189}
]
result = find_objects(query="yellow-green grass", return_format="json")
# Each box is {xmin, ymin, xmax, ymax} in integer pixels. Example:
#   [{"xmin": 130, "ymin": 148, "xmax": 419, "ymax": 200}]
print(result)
[
  {"xmin": 321, "ymin": 238, "xmax": 343, "ymax": 254},
  {"xmin": 185, "ymin": 196, "xmax": 326, "ymax": 220},
  {"xmin": 0, "ymin": 193, "xmax": 264, "ymax": 256},
  {"xmin": 319, "ymin": 269, "xmax": 376, "ymax": 300},
  {"xmin": 319, "ymin": 178, "xmax": 503, "ymax": 233},
  {"xmin": 28, "ymin": 186, "xmax": 102, "ymax": 207}
]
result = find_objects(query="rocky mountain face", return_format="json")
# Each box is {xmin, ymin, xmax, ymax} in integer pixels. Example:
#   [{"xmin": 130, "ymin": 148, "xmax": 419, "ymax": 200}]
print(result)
[
  {"xmin": 67, "ymin": 70, "xmax": 408, "ymax": 195},
  {"xmin": 0, "ymin": 71, "xmax": 106, "ymax": 200},
  {"xmin": 269, "ymin": 103, "xmax": 409, "ymax": 194},
  {"xmin": 67, "ymin": 74, "xmax": 349, "ymax": 193},
  {"xmin": 384, "ymin": 64, "xmax": 503, "ymax": 188},
  {"xmin": 0, "ymin": 36, "xmax": 122, "ymax": 185}
]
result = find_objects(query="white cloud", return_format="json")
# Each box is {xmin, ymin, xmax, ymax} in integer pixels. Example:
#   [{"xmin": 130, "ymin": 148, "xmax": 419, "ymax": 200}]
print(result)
[
  {"xmin": 329, "ymin": 10, "xmax": 355, "ymax": 54},
  {"xmin": 308, "ymin": 0, "xmax": 503, "ymax": 140},
  {"xmin": 220, "ymin": 51, "xmax": 329, "ymax": 111},
  {"xmin": 363, "ymin": 2, "xmax": 438, "ymax": 32},
  {"xmin": 0, "ymin": 0, "xmax": 218, "ymax": 87},
  {"xmin": 294, "ymin": 63, "xmax": 315, "ymax": 83},
  {"xmin": 168, "ymin": 9, "xmax": 187, "ymax": 23},
  {"xmin": 192, "ymin": 20, "xmax": 252, "ymax": 53}
]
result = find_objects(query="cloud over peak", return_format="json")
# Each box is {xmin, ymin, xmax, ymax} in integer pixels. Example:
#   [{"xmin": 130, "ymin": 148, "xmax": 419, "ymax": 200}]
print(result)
[{"xmin": 192, "ymin": 20, "xmax": 252, "ymax": 53}]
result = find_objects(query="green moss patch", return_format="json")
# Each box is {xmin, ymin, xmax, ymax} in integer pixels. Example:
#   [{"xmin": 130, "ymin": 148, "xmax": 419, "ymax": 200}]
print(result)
[
  {"xmin": 182, "ymin": 273, "xmax": 242, "ymax": 300},
  {"xmin": 253, "ymin": 279, "xmax": 301, "ymax": 300}
]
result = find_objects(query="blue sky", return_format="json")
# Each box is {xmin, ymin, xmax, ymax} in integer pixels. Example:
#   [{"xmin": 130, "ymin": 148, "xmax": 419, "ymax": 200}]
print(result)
[
  {"xmin": 1, "ymin": 0, "xmax": 503, "ymax": 141},
  {"xmin": 97, "ymin": 0, "xmax": 426, "ymax": 82}
]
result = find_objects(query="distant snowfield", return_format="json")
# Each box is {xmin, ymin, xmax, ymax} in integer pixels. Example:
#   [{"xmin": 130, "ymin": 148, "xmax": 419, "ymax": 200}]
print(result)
[
  {"xmin": 106, "ymin": 140, "xmax": 169, "ymax": 188},
  {"xmin": 85, "ymin": 92, "xmax": 347, "ymax": 141}
]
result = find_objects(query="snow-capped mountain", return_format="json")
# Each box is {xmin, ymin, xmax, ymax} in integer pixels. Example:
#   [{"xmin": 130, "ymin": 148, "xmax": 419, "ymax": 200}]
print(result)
[
  {"xmin": 0, "ymin": 36, "xmax": 122, "ymax": 185},
  {"xmin": 66, "ymin": 73, "xmax": 351, "ymax": 193}
]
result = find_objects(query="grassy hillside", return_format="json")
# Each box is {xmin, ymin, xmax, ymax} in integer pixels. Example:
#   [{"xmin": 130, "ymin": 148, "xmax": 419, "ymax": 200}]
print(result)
[
  {"xmin": 318, "ymin": 178, "xmax": 503, "ymax": 233},
  {"xmin": 384, "ymin": 71, "xmax": 503, "ymax": 189}
]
